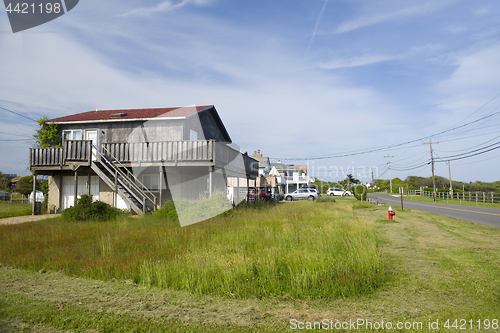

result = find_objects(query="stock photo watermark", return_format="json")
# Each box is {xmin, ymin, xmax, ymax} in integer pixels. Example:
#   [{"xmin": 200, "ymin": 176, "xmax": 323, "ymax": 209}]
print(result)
[
  {"xmin": 289, "ymin": 318, "xmax": 499, "ymax": 331},
  {"xmin": 3, "ymin": 0, "xmax": 79, "ymax": 33}
]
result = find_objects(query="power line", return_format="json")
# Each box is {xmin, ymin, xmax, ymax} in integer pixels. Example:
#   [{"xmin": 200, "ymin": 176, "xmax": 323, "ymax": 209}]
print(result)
[
  {"xmin": 0, "ymin": 131, "xmax": 33, "ymax": 138},
  {"xmin": 436, "ymin": 143, "xmax": 500, "ymax": 162},
  {"xmin": 0, "ymin": 105, "xmax": 38, "ymax": 123},
  {"xmin": 272, "ymin": 110, "xmax": 500, "ymax": 161},
  {"xmin": 453, "ymin": 153, "xmax": 500, "ymax": 166},
  {"xmin": 435, "ymin": 141, "xmax": 500, "ymax": 160},
  {"xmin": 448, "ymin": 90, "xmax": 500, "ymax": 129}
]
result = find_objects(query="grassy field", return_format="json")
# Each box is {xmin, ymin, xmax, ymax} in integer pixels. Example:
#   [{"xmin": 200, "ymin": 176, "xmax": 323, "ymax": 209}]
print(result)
[
  {"xmin": 0, "ymin": 200, "xmax": 499, "ymax": 332},
  {"xmin": 0, "ymin": 201, "xmax": 384, "ymax": 299},
  {"xmin": 0, "ymin": 201, "xmax": 32, "ymax": 218}
]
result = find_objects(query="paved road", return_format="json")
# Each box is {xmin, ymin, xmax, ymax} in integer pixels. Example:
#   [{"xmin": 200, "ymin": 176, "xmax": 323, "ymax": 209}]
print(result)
[{"xmin": 368, "ymin": 193, "xmax": 500, "ymax": 228}]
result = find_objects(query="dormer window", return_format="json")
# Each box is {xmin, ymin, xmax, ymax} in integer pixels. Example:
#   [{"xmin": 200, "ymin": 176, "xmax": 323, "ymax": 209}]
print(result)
[{"xmin": 62, "ymin": 130, "xmax": 82, "ymax": 141}]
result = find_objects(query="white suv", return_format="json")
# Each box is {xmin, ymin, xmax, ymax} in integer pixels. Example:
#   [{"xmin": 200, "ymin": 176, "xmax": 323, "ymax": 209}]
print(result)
[
  {"xmin": 285, "ymin": 189, "xmax": 320, "ymax": 201},
  {"xmin": 327, "ymin": 188, "xmax": 352, "ymax": 196}
]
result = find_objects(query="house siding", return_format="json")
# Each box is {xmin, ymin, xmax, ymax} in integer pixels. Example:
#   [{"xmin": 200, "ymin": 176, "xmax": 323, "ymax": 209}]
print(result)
[{"xmin": 59, "ymin": 120, "xmax": 184, "ymax": 145}]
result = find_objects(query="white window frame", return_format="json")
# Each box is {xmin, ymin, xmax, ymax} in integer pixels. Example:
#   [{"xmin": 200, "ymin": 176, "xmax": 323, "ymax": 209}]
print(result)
[{"xmin": 62, "ymin": 129, "xmax": 83, "ymax": 141}]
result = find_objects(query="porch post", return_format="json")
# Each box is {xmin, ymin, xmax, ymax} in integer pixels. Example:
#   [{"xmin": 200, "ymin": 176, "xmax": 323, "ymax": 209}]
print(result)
[
  {"xmin": 208, "ymin": 166, "xmax": 213, "ymax": 197},
  {"xmin": 236, "ymin": 177, "xmax": 240, "ymax": 207},
  {"xmin": 114, "ymin": 170, "xmax": 118, "ymax": 208},
  {"xmin": 32, "ymin": 172, "xmax": 36, "ymax": 215},
  {"xmin": 58, "ymin": 175, "xmax": 63, "ymax": 212},
  {"xmin": 158, "ymin": 166, "xmax": 163, "ymax": 206},
  {"xmin": 74, "ymin": 170, "xmax": 78, "ymax": 207},
  {"xmin": 87, "ymin": 172, "xmax": 91, "ymax": 196},
  {"xmin": 246, "ymin": 177, "xmax": 249, "ymax": 207}
]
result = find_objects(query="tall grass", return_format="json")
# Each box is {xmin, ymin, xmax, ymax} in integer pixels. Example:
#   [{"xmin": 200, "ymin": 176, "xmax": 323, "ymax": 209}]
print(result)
[
  {"xmin": 0, "ymin": 201, "xmax": 385, "ymax": 298},
  {"xmin": 0, "ymin": 202, "xmax": 32, "ymax": 218}
]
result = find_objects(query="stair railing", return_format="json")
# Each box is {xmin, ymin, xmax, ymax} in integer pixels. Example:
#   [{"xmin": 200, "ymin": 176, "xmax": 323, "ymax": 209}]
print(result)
[{"xmin": 92, "ymin": 145, "xmax": 157, "ymax": 213}]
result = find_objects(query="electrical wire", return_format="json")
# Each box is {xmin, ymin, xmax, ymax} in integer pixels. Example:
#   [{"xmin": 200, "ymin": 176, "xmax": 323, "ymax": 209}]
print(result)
[
  {"xmin": 272, "ymin": 110, "xmax": 500, "ymax": 161},
  {"xmin": 448, "ymin": 90, "xmax": 500, "ymax": 129},
  {"xmin": 0, "ymin": 105, "xmax": 38, "ymax": 123},
  {"xmin": 0, "ymin": 131, "xmax": 33, "ymax": 138},
  {"xmin": 453, "ymin": 153, "xmax": 500, "ymax": 166}
]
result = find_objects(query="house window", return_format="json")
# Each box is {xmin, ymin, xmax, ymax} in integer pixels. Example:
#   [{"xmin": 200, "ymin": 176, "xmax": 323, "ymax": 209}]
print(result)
[
  {"xmin": 189, "ymin": 129, "xmax": 198, "ymax": 141},
  {"xmin": 62, "ymin": 130, "xmax": 83, "ymax": 140},
  {"xmin": 142, "ymin": 175, "xmax": 159, "ymax": 192}
]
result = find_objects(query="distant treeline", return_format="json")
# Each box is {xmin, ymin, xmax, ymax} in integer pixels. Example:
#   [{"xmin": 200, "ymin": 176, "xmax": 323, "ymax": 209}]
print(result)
[{"xmin": 374, "ymin": 176, "xmax": 500, "ymax": 193}]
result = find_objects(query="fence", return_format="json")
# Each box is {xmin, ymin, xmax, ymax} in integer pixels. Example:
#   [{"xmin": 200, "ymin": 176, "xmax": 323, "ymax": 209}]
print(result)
[
  {"xmin": 0, "ymin": 193, "xmax": 31, "ymax": 204},
  {"xmin": 403, "ymin": 189, "xmax": 500, "ymax": 204}
]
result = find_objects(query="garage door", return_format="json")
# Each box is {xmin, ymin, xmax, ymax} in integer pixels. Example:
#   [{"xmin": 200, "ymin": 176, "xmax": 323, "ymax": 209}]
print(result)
[{"xmin": 62, "ymin": 175, "xmax": 99, "ymax": 210}]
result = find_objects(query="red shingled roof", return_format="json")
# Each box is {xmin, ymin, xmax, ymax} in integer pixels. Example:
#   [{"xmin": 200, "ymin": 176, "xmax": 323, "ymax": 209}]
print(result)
[{"xmin": 48, "ymin": 105, "xmax": 213, "ymax": 123}]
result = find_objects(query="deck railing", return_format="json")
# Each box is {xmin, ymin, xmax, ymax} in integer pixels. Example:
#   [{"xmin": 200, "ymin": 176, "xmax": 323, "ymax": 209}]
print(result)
[
  {"xmin": 102, "ymin": 140, "xmax": 213, "ymax": 163},
  {"xmin": 30, "ymin": 140, "xmax": 92, "ymax": 167},
  {"xmin": 30, "ymin": 140, "xmax": 258, "ymax": 177}
]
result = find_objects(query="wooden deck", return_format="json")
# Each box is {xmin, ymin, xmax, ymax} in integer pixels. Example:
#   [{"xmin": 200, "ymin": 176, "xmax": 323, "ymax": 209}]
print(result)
[{"xmin": 30, "ymin": 140, "xmax": 258, "ymax": 177}]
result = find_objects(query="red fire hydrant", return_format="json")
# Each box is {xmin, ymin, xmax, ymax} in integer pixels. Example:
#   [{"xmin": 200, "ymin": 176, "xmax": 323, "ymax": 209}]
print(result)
[{"xmin": 388, "ymin": 206, "xmax": 396, "ymax": 220}]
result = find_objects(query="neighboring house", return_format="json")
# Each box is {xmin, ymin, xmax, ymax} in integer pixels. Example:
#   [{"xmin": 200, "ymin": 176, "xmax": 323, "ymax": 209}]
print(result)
[
  {"xmin": 8, "ymin": 177, "xmax": 20, "ymax": 191},
  {"xmin": 271, "ymin": 162, "xmax": 312, "ymax": 193},
  {"xmin": 30, "ymin": 105, "xmax": 258, "ymax": 215},
  {"xmin": 251, "ymin": 150, "xmax": 271, "ymax": 176}
]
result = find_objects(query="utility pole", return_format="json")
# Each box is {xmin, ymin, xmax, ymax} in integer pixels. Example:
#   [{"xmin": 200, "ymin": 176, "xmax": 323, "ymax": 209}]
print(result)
[
  {"xmin": 384, "ymin": 155, "xmax": 394, "ymax": 193},
  {"xmin": 448, "ymin": 160, "xmax": 453, "ymax": 199},
  {"xmin": 371, "ymin": 167, "xmax": 375, "ymax": 187},
  {"xmin": 423, "ymin": 141, "xmax": 439, "ymax": 202}
]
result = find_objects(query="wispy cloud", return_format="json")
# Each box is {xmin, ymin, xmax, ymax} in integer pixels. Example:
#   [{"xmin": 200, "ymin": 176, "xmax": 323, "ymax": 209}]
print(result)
[
  {"xmin": 306, "ymin": 0, "xmax": 329, "ymax": 56},
  {"xmin": 123, "ymin": 0, "xmax": 212, "ymax": 17},
  {"xmin": 334, "ymin": 1, "xmax": 453, "ymax": 34},
  {"xmin": 317, "ymin": 54, "xmax": 395, "ymax": 69}
]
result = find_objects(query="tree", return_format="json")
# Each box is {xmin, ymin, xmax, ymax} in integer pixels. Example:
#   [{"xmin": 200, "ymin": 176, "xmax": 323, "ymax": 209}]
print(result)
[
  {"xmin": 339, "ymin": 174, "xmax": 360, "ymax": 190},
  {"xmin": 0, "ymin": 172, "xmax": 9, "ymax": 191},
  {"xmin": 33, "ymin": 117, "xmax": 61, "ymax": 148},
  {"xmin": 15, "ymin": 175, "xmax": 41, "ymax": 196}
]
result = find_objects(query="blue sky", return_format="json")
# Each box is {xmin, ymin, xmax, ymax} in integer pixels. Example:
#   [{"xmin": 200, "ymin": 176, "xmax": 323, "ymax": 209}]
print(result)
[{"xmin": 1, "ymin": 0, "xmax": 500, "ymax": 183}]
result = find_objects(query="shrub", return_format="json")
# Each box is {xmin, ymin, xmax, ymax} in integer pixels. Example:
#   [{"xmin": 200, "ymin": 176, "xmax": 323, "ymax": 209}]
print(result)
[
  {"xmin": 352, "ymin": 184, "xmax": 368, "ymax": 201},
  {"xmin": 152, "ymin": 200, "xmax": 178, "ymax": 220},
  {"xmin": 61, "ymin": 194, "xmax": 123, "ymax": 221}
]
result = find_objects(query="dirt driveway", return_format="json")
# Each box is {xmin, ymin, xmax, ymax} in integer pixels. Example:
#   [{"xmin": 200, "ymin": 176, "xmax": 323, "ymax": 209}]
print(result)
[{"xmin": 0, "ymin": 214, "xmax": 60, "ymax": 226}]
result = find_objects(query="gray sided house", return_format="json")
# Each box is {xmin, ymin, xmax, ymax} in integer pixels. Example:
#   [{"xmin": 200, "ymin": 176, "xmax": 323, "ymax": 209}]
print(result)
[{"xmin": 30, "ymin": 105, "xmax": 258, "ymax": 215}]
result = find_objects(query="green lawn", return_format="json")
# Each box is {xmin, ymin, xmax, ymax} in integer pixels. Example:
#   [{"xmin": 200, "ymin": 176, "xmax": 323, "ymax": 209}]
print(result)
[
  {"xmin": 0, "ymin": 201, "xmax": 32, "ymax": 218},
  {"xmin": 0, "ymin": 200, "xmax": 499, "ymax": 332}
]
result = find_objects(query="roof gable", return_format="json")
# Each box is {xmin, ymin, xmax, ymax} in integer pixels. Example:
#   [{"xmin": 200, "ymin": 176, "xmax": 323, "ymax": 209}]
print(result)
[
  {"xmin": 254, "ymin": 156, "xmax": 270, "ymax": 168},
  {"xmin": 270, "ymin": 163, "xmax": 306, "ymax": 173},
  {"xmin": 48, "ymin": 105, "xmax": 213, "ymax": 124}
]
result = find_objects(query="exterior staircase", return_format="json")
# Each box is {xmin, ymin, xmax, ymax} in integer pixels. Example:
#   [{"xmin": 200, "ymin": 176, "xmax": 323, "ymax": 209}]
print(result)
[{"xmin": 90, "ymin": 146, "xmax": 157, "ymax": 216}]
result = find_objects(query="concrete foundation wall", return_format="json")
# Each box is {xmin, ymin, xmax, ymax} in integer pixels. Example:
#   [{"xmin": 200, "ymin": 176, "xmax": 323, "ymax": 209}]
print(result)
[
  {"xmin": 47, "ymin": 175, "xmax": 61, "ymax": 213},
  {"xmin": 99, "ymin": 178, "xmax": 114, "ymax": 207}
]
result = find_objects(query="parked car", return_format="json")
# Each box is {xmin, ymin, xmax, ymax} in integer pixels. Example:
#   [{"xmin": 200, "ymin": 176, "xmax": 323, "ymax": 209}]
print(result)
[
  {"xmin": 249, "ymin": 189, "xmax": 272, "ymax": 201},
  {"xmin": 285, "ymin": 188, "xmax": 320, "ymax": 201},
  {"xmin": 326, "ymin": 188, "xmax": 352, "ymax": 196},
  {"xmin": 300, "ymin": 185, "xmax": 320, "ymax": 195}
]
